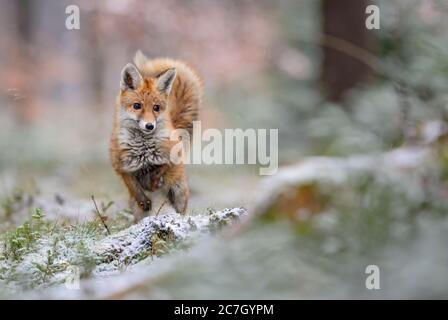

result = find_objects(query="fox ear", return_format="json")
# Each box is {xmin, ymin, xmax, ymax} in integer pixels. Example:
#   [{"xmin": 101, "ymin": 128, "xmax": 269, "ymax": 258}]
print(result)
[
  {"xmin": 120, "ymin": 63, "xmax": 143, "ymax": 91},
  {"xmin": 133, "ymin": 50, "xmax": 148, "ymax": 70},
  {"xmin": 157, "ymin": 68, "xmax": 177, "ymax": 94}
]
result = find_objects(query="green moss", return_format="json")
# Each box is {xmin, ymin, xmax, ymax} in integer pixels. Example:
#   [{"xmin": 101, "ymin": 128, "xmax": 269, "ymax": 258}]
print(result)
[{"xmin": 1, "ymin": 208, "xmax": 49, "ymax": 262}]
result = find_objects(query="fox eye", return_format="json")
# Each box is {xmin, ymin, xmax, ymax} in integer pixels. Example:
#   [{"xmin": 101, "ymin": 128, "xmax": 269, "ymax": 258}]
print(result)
[
  {"xmin": 153, "ymin": 104, "xmax": 161, "ymax": 112},
  {"xmin": 133, "ymin": 103, "xmax": 142, "ymax": 110}
]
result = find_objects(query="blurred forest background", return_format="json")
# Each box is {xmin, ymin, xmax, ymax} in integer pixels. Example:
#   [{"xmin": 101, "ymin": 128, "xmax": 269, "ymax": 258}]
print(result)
[{"xmin": 2, "ymin": 0, "xmax": 448, "ymax": 298}]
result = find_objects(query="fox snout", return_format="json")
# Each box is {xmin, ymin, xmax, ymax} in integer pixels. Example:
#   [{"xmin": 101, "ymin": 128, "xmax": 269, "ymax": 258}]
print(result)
[{"xmin": 137, "ymin": 119, "xmax": 156, "ymax": 132}]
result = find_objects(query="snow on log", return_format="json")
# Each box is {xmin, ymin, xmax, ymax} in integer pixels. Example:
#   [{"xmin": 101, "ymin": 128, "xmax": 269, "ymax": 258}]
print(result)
[
  {"xmin": 249, "ymin": 146, "xmax": 434, "ymax": 221},
  {"xmin": 92, "ymin": 208, "xmax": 247, "ymax": 273}
]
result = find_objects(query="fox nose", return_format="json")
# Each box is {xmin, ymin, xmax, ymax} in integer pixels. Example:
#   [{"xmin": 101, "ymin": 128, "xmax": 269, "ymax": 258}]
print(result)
[{"xmin": 145, "ymin": 123, "xmax": 155, "ymax": 131}]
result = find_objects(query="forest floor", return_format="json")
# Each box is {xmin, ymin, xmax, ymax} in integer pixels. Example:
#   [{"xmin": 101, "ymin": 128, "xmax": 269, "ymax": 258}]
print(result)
[{"xmin": 1, "ymin": 141, "xmax": 448, "ymax": 298}]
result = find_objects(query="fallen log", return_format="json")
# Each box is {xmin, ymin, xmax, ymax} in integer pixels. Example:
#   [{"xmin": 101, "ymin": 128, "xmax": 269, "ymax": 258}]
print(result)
[{"xmin": 92, "ymin": 208, "xmax": 247, "ymax": 273}]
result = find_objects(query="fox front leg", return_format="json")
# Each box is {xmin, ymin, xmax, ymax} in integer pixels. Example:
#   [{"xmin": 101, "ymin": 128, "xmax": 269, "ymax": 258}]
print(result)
[
  {"xmin": 121, "ymin": 173, "xmax": 151, "ymax": 218},
  {"xmin": 167, "ymin": 179, "xmax": 189, "ymax": 214}
]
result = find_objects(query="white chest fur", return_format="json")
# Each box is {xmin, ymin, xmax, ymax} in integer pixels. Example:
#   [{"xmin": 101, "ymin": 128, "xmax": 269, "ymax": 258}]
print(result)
[{"xmin": 118, "ymin": 125, "xmax": 171, "ymax": 172}]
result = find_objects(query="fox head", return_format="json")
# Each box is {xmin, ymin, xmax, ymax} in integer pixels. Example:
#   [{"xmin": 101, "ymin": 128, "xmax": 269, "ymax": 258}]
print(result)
[{"xmin": 118, "ymin": 60, "xmax": 176, "ymax": 134}]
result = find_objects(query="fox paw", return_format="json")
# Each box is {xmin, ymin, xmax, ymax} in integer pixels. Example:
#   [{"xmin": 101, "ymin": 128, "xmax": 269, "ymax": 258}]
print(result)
[
  {"xmin": 149, "ymin": 167, "xmax": 167, "ymax": 191},
  {"xmin": 150, "ymin": 176, "xmax": 164, "ymax": 192},
  {"xmin": 137, "ymin": 199, "xmax": 151, "ymax": 211}
]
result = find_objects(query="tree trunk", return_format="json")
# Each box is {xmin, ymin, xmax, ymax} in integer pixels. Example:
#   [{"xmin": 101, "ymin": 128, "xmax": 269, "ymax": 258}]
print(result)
[
  {"xmin": 320, "ymin": 0, "xmax": 376, "ymax": 103},
  {"xmin": 13, "ymin": 0, "xmax": 39, "ymax": 123}
]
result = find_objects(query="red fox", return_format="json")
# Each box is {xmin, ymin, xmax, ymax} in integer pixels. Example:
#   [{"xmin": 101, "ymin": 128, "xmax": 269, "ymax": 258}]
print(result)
[{"xmin": 110, "ymin": 51, "xmax": 203, "ymax": 220}]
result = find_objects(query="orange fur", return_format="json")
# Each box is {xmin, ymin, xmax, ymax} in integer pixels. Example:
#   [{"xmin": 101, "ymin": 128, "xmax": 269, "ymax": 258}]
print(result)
[
  {"xmin": 134, "ymin": 57, "xmax": 203, "ymax": 136},
  {"xmin": 110, "ymin": 52, "xmax": 202, "ymax": 220}
]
